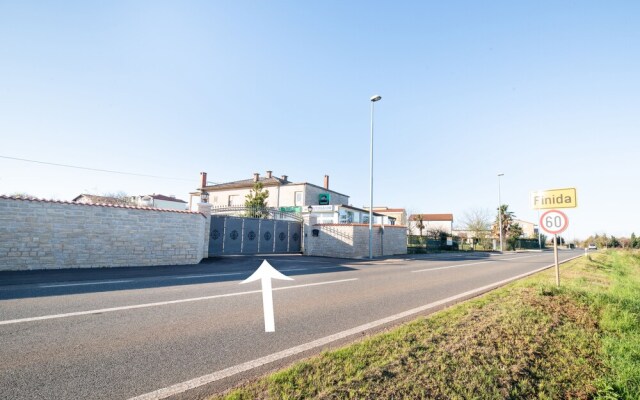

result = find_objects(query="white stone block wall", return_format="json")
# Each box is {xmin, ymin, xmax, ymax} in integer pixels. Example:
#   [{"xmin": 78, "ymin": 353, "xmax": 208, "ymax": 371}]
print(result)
[
  {"xmin": 304, "ymin": 223, "xmax": 407, "ymax": 259},
  {"xmin": 382, "ymin": 226, "xmax": 409, "ymax": 255},
  {"xmin": 0, "ymin": 197, "xmax": 207, "ymax": 271}
]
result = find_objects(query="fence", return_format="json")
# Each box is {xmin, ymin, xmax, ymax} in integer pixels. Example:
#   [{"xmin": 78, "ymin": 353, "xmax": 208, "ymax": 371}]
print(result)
[{"xmin": 210, "ymin": 206, "xmax": 302, "ymax": 221}]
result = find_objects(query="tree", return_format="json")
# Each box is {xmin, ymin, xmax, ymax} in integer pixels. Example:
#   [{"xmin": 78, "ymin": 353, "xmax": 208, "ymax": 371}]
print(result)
[
  {"xmin": 427, "ymin": 228, "xmax": 449, "ymax": 243},
  {"xmin": 554, "ymin": 236, "xmax": 565, "ymax": 245},
  {"xmin": 608, "ymin": 235, "xmax": 621, "ymax": 248},
  {"xmin": 507, "ymin": 223, "xmax": 523, "ymax": 251},
  {"xmin": 8, "ymin": 191, "xmax": 36, "ymax": 198},
  {"xmin": 631, "ymin": 232, "xmax": 639, "ymax": 249},
  {"xmin": 539, "ymin": 233, "xmax": 548, "ymax": 248},
  {"xmin": 493, "ymin": 204, "xmax": 515, "ymax": 251},
  {"xmin": 415, "ymin": 214, "xmax": 425, "ymax": 236},
  {"xmin": 244, "ymin": 182, "xmax": 269, "ymax": 218},
  {"xmin": 460, "ymin": 208, "xmax": 491, "ymax": 250},
  {"xmin": 103, "ymin": 191, "xmax": 135, "ymax": 206}
]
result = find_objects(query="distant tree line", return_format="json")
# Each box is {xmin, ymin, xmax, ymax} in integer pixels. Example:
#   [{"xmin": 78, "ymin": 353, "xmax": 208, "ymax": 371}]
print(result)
[{"xmin": 580, "ymin": 233, "xmax": 640, "ymax": 249}]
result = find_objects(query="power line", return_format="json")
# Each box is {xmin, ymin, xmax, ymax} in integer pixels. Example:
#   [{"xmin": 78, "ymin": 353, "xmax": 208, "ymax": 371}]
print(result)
[{"xmin": 0, "ymin": 155, "xmax": 199, "ymax": 183}]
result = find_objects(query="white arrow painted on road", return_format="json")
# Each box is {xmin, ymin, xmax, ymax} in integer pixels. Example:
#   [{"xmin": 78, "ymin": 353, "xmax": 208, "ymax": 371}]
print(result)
[{"xmin": 240, "ymin": 260, "xmax": 293, "ymax": 332}]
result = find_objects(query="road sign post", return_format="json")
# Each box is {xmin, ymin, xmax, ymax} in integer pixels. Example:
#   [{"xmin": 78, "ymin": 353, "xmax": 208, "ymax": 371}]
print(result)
[
  {"xmin": 539, "ymin": 209, "xmax": 569, "ymax": 287},
  {"xmin": 553, "ymin": 235, "xmax": 560, "ymax": 286}
]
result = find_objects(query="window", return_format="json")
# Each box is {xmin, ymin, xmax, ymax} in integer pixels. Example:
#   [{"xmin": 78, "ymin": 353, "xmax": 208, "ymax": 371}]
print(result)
[
  {"xmin": 294, "ymin": 191, "xmax": 303, "ymax": 206},
  {"xmin": 339, "ymin": 211, "xmax": 354, "ymax": 224},
  {"xmin": 228, "ymin": 195, "xmax": 241, "ymax": 206}
]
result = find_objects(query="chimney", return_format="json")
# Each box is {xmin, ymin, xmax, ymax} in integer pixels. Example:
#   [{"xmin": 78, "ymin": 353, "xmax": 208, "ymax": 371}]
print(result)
[
  {"xmin": 266, "ymin": 170, "xmax": 272, "ymax": 179},
  {"xmin": 253, "ymin": 172, "xmax": 260, "ymax": 182},
  {"xmin": 200, "ymin": 172, "xmax": 207, "ymax": 188},
  {"xmin": 324, "ymin": 175, "xmax": 329, "ymax": 190},
  {"xmin": 281, "ymin": 175, "xmax": 288, "ymax": 181}
]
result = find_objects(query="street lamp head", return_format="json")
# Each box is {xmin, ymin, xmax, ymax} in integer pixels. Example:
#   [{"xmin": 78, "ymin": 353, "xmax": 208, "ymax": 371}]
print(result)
[
  {"xmin": 498, "ymin": 173, "xmax": 504, "ymax": 177},
  {"xmin": 370, "ymin": 95, "xmax": 382, "ymax": 102}
]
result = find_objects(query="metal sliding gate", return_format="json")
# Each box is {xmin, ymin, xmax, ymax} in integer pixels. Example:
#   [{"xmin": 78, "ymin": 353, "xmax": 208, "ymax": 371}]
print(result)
[{"xmin": 209, "ymin": 212, "xmax": 302, "ymax": 256}]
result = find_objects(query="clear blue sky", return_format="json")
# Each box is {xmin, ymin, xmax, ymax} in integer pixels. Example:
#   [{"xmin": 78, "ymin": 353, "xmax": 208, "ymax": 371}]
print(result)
[{"xmin": 1, "ymin": 1, "xmax": 639, "ymax": 240}]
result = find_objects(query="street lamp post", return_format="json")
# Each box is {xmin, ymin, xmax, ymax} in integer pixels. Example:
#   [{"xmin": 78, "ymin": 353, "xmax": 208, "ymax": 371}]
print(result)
[
  {"xmin": 369, "ymin": 94, "xmax": 382, "ymax": 259},
  {"xmin": 497, "ymin": 173, "xmax": 504, "ymax": 252}
]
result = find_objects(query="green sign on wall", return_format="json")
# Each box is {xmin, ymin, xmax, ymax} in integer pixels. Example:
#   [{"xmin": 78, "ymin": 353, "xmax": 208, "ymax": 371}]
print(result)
[
  {"xmin": 319, "ymin": 193, "xmax": 330, "ymax": 205},
  {"xmin": 279, "ymin": 206, "xmax": 302, "ymax": 213}
]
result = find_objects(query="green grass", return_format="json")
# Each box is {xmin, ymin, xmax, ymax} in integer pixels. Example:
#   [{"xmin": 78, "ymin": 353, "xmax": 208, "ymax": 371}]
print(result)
[{"xmin": 214, "ymin": 250, "xmax": 640, "ymax": 400}]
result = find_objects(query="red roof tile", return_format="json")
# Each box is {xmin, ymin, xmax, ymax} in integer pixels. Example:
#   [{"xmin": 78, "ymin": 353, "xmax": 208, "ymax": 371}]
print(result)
[
  {"xmin": 1, "ymin": 196, "xmax": 201, "ymax": 215},
  {"xmin": 409, "ymin": 213, "xmax": 454, "ymax": 221}
]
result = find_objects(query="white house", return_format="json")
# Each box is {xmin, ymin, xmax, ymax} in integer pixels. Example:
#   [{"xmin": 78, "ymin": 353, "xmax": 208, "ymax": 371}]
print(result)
[
  {"xmin": 131, "ymin": 194, "xmax": 188, "ymax": 210},
  {"xmin": 191, "ymin": 171, "xmax": 350, "ymax": 211},
  {"xmin": 309, "ymin": 204, "xmax": 393, "ymax": 225},
  {"xmin": 513, "ymin": 219, "xmax": 537, "ymax": 238},
  {"xmin": 408, "ymin": 213, "xmax": 454, "ymax": 236},
  {"xmin": 72, "ymin": 193, "xmax": 188, "ymax": 210},
  {"xmin": 363, "ymin": 207, "xmax": 407, "ymax": 226}
]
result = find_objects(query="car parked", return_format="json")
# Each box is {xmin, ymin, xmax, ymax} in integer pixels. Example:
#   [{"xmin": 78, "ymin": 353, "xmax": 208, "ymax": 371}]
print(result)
[{"xmin": 588, "ymin": 244, "xmax": 597, "ymax": 250}]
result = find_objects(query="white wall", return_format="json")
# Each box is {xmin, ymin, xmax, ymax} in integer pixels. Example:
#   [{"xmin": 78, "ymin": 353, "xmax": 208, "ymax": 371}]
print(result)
[
  {"xmin": 408, "ymin": 220, "xmax": 453, "ymax": 235},
  {"xmin": 153, "ymin": 199, "xmax": 188, "ymax": 210},
  {"xmin": 197, "ymin": 183, "xmax": 350, "ymax": 210}
]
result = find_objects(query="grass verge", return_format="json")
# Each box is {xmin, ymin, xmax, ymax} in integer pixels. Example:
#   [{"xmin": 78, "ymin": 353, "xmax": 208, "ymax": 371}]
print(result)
[{"xmin": 213, "ymin": 250, "xmax": 640, "ymax": 399}]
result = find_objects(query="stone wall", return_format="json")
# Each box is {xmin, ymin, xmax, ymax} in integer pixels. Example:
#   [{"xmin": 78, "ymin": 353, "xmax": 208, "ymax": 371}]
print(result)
[
  {"xmin": 304, "ymin": 223, "xmax": 407, "ymax": 259},
  {"xmin": 0, "ymin": 196, "xmax": 208, "ymax": 271}
]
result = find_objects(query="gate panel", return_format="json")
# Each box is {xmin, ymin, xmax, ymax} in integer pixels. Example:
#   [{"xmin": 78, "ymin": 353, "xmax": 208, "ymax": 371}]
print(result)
[
  {"xmin": 208, "ymin": 211, "xmax": 303, "ymax": 257},
  {"xmin": 223, "ymin": 217, "xmax": 243, "ymax": 255},
  {"xmin": 274, "ymin": 220, "xmax": 290, "ymax": 253},
  {"xmin": 289, "ymin": 222, "xmax": 302, "ymax": 252},
  {"xmin": 258, "ymin": 220, "xmax": 276, "ymax": 253},
  {"xmin": 209, "ymin": 216, "xmax": 225, "ymax": 255},
  {"xmin": 242, "ymin": 219, "xmax": 260, "ymax": 254}
]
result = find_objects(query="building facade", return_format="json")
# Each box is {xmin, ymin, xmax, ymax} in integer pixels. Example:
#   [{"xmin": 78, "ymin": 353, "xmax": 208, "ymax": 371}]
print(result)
[
  {"xmin": 73, "ymin": 193, "xmax": 188, "ymax": 210},
  {"xmin": 408, "ymin": 213, "xmax": 454, "ymax": 236},
  {"xmin": 513, "ymin": 219, "xmax": 537, "ymax": 238},
  {"xmin": 191, "ymin": 171, "xmax": 350, "ymax": 211},
  {"xmin": 309, "ymin": 204, "xmax": 392, "ymax": 225},
  {"xmin": 364, "ymin": 207, "xmax": 407, "ymax": 226}
]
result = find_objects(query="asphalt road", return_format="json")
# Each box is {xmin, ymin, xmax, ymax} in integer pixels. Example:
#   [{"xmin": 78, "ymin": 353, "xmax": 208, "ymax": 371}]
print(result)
[{"xmin": 0, "ymin": 249, "xmax": 583, "ymax": 399}]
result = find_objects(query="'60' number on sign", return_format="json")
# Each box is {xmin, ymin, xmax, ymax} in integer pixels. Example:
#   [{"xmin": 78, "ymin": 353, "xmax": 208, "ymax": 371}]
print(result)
[{"xmin": 539, "ymin": 210, "xmax": 569, "ymax": 235}]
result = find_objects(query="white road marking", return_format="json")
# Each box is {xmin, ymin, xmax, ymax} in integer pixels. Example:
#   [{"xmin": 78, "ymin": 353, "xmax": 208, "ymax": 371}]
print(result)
[
  {"xmin": 128, "ymin": 260, "xmax": 575, "ymax": 400},
  {"xmin": 0, "ymin": 278, "xmax": 358, "ymax": 326},
  {"xmin": 412, "ymin": 261, "xmax": 491, "ymax": 273},
  {"xmin": 500, "ymin": 255, "xmax": 540, "ymax": 261},
  {"xmin": 39, "ymin": 280, "xmax": 133, "ymax": 288},
  {"xmin": 172, "ymin": 272, "xmax": 245, "ymax": 279}
]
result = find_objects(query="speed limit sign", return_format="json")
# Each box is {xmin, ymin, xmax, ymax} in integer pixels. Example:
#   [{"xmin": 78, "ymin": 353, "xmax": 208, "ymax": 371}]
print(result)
[{"xmin": 540, "ymin": 209, "xmax": 569, "ymax": 235}]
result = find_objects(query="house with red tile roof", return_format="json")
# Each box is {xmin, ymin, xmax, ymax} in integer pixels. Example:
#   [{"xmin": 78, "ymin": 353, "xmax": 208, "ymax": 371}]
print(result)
[
  {"xmin": 190, "ymin": 170, "xmax": 349, "ymax": 212},
  {"xmin": 364, "ymin": 207, "xmax": 407, "ymax": 226},
  {"xmin": 73, "ymin": 193, "xmax": 188, "ymax": 211},
  {"xmin": 132, "ymin": 194, "xmax": 188, "ymax": 210},
  {"xmin": 408, "ymin": 213, "xmax": 454, "ymax": 236}
]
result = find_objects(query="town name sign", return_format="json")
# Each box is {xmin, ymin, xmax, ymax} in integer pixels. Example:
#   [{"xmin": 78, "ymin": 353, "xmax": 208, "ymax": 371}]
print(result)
[{"xmin": 530, "ymin": 187, "xmax": 577, "ymax": 209}]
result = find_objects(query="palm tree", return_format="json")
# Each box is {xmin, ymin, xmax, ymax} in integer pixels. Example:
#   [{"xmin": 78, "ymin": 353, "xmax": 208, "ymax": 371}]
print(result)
[
  {"xmin": 493, "ymin": 204, "xmax": 515, "ymax": 250},
  {"xmin": 415, "ymin": 214, "xmax": 425, "ymax": 236}
]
